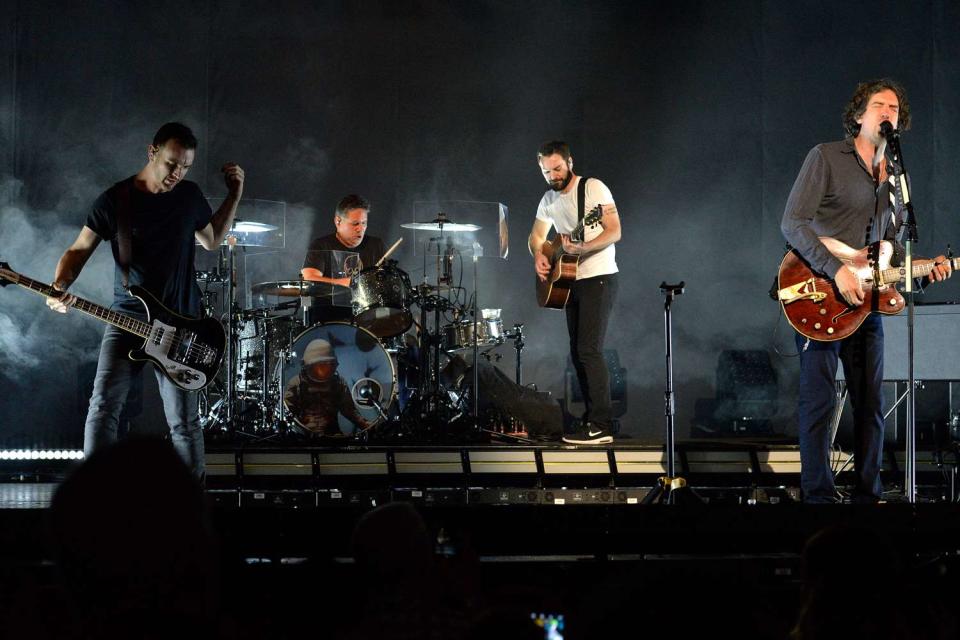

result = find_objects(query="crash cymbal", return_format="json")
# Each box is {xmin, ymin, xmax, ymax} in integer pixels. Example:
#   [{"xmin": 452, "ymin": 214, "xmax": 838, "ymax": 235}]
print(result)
[
  {"xmin": 231, "ymin": 220, "xmax": 279, "ymax": 233},
  {"xmin": 401, "ymin": 220, "xmax": 481, "ymax": 232},
  {"xmin": 401, "ymin": 213, "xmax": 480, "ymax": 232}
]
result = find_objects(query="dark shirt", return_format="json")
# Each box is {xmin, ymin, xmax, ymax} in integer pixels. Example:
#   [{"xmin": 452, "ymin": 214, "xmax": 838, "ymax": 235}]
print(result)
[
  {"xmin": 302, "ymin": 233, "xmax": 385, "ymax": 273},
  {"xmin": 302, "ymin": 233, "xmax": 386, "ymax": 308},
  {"xmin": 86, "ymin": 177, "xmax": 212, "ymax": 316},
  {"xmin": 781, "ymin": 138, "xmax": 901, "ymax": 278}
]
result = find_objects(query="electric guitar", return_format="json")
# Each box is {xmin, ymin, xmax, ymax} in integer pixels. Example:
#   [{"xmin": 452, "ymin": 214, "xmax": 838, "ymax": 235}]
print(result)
[
  {"xmin": 0, "ymin": 262, "xmax": 225, "ymax": 390},
  {"xmin": 776, "ymin": 238, "xmax": 960, "ymax": 342},
  {"xmin": 536, "ymin": 205, "xmax": 604, "ymax": 309}
]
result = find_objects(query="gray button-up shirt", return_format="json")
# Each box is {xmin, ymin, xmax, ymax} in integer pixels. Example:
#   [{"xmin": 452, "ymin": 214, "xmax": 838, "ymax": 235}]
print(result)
[{"xmin": 781, "ymin": 138, "xmax": 899, "ymax": 278}]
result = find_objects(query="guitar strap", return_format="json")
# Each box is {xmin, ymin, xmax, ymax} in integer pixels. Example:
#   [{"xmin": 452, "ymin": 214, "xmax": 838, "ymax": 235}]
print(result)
[
  {"xmin": 577, "ymin": 175, "xmax": 590, "ymax": 227},
  {"xmin": 116, "ymin": 180, "xmax": 133, "ymax": 291}
]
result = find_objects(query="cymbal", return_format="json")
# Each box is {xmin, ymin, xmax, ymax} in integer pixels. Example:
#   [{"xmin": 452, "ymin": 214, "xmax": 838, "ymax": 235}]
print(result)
[
  {"xmin": 251, "ymin": 280, "xmax": 345, "ymax": 297},
  {"xmin": 401, "ymin": 219, "xmax": 481, "ymax": 232},
  {"xmin": 231, "ymin": 220, "xmax": 279, "ymax": 233}
]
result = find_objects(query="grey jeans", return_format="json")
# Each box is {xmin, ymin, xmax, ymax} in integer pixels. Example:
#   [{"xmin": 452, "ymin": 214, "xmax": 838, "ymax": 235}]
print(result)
[{"xmin": 84, "ymin": 324, "xmax": 205, "ymax": 483}]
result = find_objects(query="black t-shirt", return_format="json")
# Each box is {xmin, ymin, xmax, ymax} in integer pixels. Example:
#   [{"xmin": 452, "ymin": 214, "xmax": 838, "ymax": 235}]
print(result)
[
  {"xmin": 302, "ymin": 233, "xmax": 386, "ymax": 273},
  {"xmin": 86, "ymin": 177, "xmax": 212, "ymax": 316}
]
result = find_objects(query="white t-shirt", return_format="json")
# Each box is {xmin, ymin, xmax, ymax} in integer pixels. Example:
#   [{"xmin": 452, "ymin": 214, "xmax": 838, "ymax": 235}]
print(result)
[{"xmin": 535, "ymin": 175, "xmax": 618, "ymax": 280}]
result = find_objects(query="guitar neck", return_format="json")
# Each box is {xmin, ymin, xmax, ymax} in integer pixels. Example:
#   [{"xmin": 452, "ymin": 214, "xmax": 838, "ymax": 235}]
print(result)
[
  {"xmin": 1, "ymin": 269, "xmax": 151, "ymax": 338},
  {"xmin": 877, "ymin": 256, "xmax": 960, "ymax": 286}
]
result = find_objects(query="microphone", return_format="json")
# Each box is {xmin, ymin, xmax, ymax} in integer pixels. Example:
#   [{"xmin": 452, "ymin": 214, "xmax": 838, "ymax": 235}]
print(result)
[{"xmin": 879, "ymin": 120, "xmax": 899, "ymax": 139}]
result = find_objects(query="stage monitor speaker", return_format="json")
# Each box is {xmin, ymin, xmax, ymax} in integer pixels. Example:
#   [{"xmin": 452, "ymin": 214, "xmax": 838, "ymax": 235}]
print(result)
[{"xmin": 713, "ymin": 350, "xmax": 778, "ymax": 425}]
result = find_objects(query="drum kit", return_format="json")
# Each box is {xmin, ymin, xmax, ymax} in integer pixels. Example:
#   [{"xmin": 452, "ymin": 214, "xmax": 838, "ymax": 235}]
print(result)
[{"xmin": 198, "ymin": 215, "xmax": 530, "ymax": 443}]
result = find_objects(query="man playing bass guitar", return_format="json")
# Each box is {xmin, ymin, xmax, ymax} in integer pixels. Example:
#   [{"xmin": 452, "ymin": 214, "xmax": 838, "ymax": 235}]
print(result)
[
  {"xmin": 781, "ymin": 79, "xmax": 950, "ymax": 503},
  {"xmin": 46, "ymin": 122, "xmax": 244, "ymax": 483},
  {"xmin": 529, "ymin": 141, "xmax": 621, "ymax": 444}
]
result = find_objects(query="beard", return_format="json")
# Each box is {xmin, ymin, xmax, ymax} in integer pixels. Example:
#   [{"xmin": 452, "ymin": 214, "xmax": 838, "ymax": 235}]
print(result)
[{"xmin": 549, "ymin": 169, "xmax": 574, "ymax": 192}]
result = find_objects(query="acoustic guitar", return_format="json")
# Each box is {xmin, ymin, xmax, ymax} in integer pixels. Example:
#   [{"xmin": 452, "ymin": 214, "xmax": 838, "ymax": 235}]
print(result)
[{"xmin": 535, "ymin": 205, "xmax": 604, "ymax": 309}]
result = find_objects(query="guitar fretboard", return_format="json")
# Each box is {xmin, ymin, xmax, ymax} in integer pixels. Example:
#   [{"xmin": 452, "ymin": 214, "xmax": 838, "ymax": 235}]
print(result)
[
  {"xmin": 0, "ymin": 268, "xmax": 151, "ymax": 338},
  {"xmin": 876, "ymin": 256, "xmax": 960, "ymax": 286}
]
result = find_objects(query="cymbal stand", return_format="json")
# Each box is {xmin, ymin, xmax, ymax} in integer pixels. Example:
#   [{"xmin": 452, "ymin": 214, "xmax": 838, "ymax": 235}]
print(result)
[{"xmin": 223, "ymin": 237, "xmax": 239, "ymax": 430}]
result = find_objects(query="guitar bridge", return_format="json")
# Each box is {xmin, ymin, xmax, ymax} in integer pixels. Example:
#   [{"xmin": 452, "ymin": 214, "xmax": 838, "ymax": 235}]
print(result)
[{"xmin": 778, "ymin": 278, "xmax": 827, "ymax": 305}]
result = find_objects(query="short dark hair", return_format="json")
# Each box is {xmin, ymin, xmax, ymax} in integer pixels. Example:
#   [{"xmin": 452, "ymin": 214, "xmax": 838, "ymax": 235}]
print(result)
[
  {"xmin": 152, "ymin": 122, "xmax": 198, "ymax": 149},
  {"xmin": 842, "ymin": 79, "xmax": 911, "ymax": 137},
  {"xmin": 537, "ymin": 140, "xmax": 571, "ymax": 162},
  {"xmin": 336, "ymin": 194, "xmax": 370, "ymax": 218}
]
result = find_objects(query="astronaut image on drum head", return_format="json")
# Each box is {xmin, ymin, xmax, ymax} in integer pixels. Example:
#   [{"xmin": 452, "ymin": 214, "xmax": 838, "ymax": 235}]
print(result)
[
  {"xmin": 282, "ymin": 322, "xmax": 397, "ymax": 437},
  {"xmin": 283, "ymin": 337, "xmax": 372, "ymax": 436}
]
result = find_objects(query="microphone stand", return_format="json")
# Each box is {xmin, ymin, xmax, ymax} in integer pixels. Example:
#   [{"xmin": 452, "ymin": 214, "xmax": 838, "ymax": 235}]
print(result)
[
  {"xmin": 885, "ymin": 125, "xmax": 919, "ymax": 503},
  {"xmin": 643, "ymin": 282, "xmax": 700, "ymax": 504}
]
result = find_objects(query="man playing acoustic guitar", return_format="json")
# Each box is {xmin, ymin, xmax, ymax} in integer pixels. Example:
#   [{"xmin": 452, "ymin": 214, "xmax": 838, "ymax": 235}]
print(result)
[
  {"xmin": 529, "ymin": 141, "xmax": 622, "ymax": 444},
  {"xmin": 781, "ymin": 79, "xmax": 951, "ymax": 503}
]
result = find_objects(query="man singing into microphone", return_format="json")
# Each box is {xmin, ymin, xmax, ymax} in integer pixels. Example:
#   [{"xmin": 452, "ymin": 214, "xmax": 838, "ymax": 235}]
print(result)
[{"xmin": 781, "ymin": 79, "xmax": 951, "ymax": 503}]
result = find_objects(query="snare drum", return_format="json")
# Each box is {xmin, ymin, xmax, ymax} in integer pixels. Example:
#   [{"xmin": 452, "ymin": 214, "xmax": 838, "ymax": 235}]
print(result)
[
  {"xmin": 350, "ymin": 265, "xmax": 413, "ymax": 338},
  {"xmin": 441, "ymin": 309, "xmax": 505, "ymax": 351},
  {"xmin": 279, "ymin": 322, "xmax": 396, "ymax": 436}
]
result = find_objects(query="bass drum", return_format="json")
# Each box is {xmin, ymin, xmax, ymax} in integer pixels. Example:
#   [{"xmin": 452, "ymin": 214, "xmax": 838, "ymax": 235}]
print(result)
[{"xmin": 280, "ymin": 322, "xmax": 396, "ymax": 436}]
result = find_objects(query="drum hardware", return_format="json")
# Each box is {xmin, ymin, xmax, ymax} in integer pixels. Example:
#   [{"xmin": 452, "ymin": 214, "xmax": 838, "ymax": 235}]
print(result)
[{"xmin": 504, "ymin": 323, "xmax": 525, "ymax": 386}]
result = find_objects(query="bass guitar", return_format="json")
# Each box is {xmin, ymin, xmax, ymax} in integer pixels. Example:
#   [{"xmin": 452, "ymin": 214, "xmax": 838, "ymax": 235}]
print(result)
[
  {"xmin": 776, "ymin": 238, "xmax": 960, "ymax": 341},
  {"xmin": 535, "ymin": 204, "xmax": 604, "ymax": 309},
  {"xmin": 0, "ymin": 262, "xmax": 225, "ymax": 390}
]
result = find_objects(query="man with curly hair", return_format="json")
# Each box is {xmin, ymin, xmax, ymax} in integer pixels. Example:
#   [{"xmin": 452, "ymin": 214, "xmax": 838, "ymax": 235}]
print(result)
[{"xmin": 781, "ymin": 79, "xmax": 951, "ymax": 503}]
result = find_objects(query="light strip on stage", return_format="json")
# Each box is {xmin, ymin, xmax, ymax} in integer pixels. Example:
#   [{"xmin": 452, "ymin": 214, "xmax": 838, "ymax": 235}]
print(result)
[{"xmin": 0, "ymin": 449, "xmax": 84, "ymax": 460}]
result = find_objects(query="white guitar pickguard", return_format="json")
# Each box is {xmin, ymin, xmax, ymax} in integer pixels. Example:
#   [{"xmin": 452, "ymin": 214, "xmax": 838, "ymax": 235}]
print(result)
[{"xmin": 143, "ymin": 320, "xmax": 207, "ymax": 391}]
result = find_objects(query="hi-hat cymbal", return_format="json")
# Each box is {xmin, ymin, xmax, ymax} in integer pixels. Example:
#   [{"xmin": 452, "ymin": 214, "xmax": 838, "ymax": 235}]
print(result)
[
  {"xmin": 251, "ymin": 280, "xmax": 344, "ymax": 297},
  {"xmin": 401, "ymin": 218, "xmax": 481, "ymax": 232}
]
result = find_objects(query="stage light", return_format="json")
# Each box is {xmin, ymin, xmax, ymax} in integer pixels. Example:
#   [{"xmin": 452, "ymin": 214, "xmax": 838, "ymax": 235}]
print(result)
[{"xmin": 0, "ymin": 449, "xmax": 84, "ymax": 461}]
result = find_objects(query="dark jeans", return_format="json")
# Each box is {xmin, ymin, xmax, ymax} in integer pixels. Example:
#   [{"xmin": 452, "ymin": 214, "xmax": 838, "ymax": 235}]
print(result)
[
  {"xmin": 794, "ymin": 314, "xmax": 885, "ymax": 503},
  {"xmin": 566, "ymin": 273, "xmax": 619, "ymax": 426},
  {"xmin": 85, "ymin": 324, "xmax": 205, "ymax": 483}
]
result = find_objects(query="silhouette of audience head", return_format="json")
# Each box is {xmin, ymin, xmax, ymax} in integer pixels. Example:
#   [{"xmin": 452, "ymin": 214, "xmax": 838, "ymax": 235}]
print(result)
[{"xmin": 50, "ymin": 437, "xmax": 216, "ymax": 637}]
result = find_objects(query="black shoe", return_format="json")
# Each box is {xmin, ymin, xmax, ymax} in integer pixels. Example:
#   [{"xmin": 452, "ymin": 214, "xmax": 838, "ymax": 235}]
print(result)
[{"xmin": 562, "ymin": 422, "xmax": 613, "ymax": 445}]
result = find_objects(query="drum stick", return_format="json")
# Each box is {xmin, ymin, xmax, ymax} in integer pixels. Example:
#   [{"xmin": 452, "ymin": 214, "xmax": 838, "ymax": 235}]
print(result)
[{"xmin": 376, "ymin": 238, "xmax": 403, "ymax": 266}]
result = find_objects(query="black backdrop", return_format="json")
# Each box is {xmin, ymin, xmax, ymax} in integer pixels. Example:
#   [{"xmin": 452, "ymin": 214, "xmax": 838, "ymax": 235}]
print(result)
[{"xmin": 2, "ymin": 0, "xmax": 959, "ymax": 448}]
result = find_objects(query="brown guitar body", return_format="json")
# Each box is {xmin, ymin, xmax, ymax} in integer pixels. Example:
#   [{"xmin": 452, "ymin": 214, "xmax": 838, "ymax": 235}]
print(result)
[
  {"xmin": 534, "ymin": 204, "xmax": 605, "ymax": 309},
  {"xmin": 536, "ymin": 237, "xmax": 581, "ymax": 309},
  {"xmin": 777, "ymin": 243, "xmax": 904, "ymax": 342}
]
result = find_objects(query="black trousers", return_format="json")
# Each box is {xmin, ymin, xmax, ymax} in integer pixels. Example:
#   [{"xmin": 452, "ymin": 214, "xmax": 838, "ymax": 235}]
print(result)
[
  {"xmin": 794, "ymin": 314, "xmax": 885, "ymax": 503},
  {"xmin": 565, "ymin": 273, "xmax": 619, "ymax": 425}
]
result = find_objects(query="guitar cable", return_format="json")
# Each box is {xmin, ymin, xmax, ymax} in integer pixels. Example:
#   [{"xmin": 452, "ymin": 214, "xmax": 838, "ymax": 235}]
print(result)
[{"xmin": 770, "ymin": 303, "xmax": 808, "ymax": 358}]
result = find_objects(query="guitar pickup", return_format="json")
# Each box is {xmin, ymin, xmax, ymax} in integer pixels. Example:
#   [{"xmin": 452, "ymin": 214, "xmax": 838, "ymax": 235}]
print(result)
[{"xmin": 778, "ymin": 278, "xmax": 827, "ymax": 305}]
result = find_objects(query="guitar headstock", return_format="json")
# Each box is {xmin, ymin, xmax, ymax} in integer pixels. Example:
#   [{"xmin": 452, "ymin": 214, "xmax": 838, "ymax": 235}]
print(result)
[
  {"xmin": 583, "ymin": 204, "xmax": 604, "ymax": 227},
  {"xmin": 0, "ymin": 262, "xmax": 11, "ymax": 286}
]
